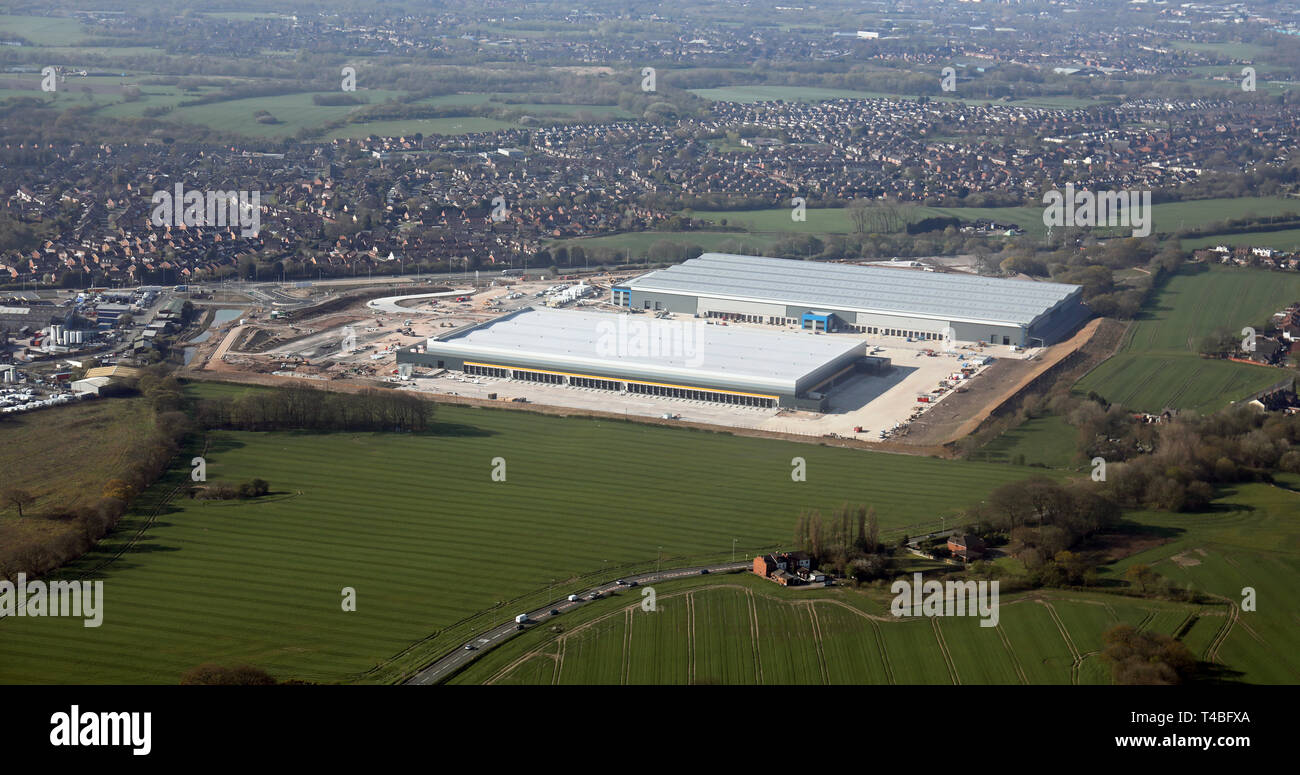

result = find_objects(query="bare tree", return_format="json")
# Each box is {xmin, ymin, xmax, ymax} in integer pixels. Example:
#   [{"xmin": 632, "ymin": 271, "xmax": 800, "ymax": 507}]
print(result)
[
  {"xmin": 847, "ymin": 200, "xmax": 872, "ymax": 234},
  {"xmin": 1, "ymin": 488, "xmax": 37, "ymax": 518}
]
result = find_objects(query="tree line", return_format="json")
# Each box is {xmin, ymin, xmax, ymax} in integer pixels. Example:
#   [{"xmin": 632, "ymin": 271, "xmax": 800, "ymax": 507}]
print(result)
[
  {"xmin": 192, "ymin": 384, "xmax": 436, "ymax": 433},
  {"xmin": 791, "ymin": 503, "xmax": 889, "ymax": 582}
]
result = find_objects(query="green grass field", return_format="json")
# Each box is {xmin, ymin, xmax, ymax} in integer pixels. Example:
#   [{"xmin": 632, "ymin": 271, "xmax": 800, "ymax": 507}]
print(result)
[
  {"xmin": 1180, "ymin": 227, "xmax": 1300, "ymax": 253},
  {"xmin": 1073, "ymin": 265, "xmax": 1300, "ymax": 413},
  {"xmin": 0, "ymin": 386, "xmax": 1055, "ymax": 684},
  {"xmin": 446, "ymin": 573, "xmax": 1205, "ymax": 685},
  {"xmin": 971, "ymin": 414, "xmax": 1080, "ymax": 468},
  {"xmin": 685, "ymin": 197, "xmax": 1300, "ymax": 240},
  {"xmin": 1102, "ymin": 480, "xmax": 1300, "ymax": 683},
  {"xmin": 448, "ymin": 476, "xmax": 1300, "ymax": 686},
  {"xmin": 551, "ymin": 230, "xmax": 784, "ymax": 257},
  {"xmin": 0, "ymin": 14, "xmax": 89, "ymax": 46}
]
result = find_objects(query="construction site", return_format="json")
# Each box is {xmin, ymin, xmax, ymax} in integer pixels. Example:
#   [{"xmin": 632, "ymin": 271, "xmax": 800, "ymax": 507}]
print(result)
[{"xmin": 180, "ymin": 256, "xmax": 1101, "ymax": 449}]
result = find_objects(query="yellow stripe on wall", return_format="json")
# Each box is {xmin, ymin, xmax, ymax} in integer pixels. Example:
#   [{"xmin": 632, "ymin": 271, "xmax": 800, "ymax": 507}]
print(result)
[{"xmin": 463, "ymin": 360, "xmax": 779, "ymax": 399}]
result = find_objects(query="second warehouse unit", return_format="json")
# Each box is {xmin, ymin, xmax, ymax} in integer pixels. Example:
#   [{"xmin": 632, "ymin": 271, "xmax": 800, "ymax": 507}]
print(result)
[{"xmin": 611, "ymin": 253, "xmax": 1089, "ymax": 348}]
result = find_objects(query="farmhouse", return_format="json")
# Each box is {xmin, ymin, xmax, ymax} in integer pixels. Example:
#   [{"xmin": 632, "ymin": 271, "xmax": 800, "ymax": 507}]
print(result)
[
  {"xmin": 753, "ymin": 551, "xmax": 822, "ymax": 585},
  {"xmin": 612, "ymin": 253, "xmax": 1088, "ymax": 348},
  {"xmin": 948, "ymin": 534, "xmax": 987, "ymax": 561}
]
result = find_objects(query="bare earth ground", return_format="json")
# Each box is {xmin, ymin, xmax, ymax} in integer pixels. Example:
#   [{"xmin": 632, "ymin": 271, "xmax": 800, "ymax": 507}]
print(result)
[
  {"xmin": 902, "ymin": 318, "xmax": 1104, "ymax": 446},
  {"xmin": 1077, "ymin": 531, "xmax": 1175, "ymax": 565}
]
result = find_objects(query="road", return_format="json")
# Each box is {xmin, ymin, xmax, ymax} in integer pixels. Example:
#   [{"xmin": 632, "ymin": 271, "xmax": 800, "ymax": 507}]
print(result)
[
  {"xmin": 365, "ymin": 289, "xmax": 474, "ymax": 314},
  {"xmin": 405, "ymin": 561, "xmax": 752, "ymax": 685}
]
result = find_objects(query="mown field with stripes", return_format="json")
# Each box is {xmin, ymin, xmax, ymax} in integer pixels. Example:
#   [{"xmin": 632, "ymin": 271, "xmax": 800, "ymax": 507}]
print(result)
[
  {"xmin": 448, "ymin": 573, "xmax": 1211, "ymax": 685},
  {"xmin": 1074, "ymin": 265, "xmax": 1300, "ymax": 413},
  {"xmin": 0, "ymin": 387, "xmax": 1052, "ymax": 684},
  {"xmin": 455, "ymin": 478, "xmax": 1300, "ymax": 685},
  {"xmin": 1101, "ymin": 479, "xmax": 1300, "ymax": 684}
]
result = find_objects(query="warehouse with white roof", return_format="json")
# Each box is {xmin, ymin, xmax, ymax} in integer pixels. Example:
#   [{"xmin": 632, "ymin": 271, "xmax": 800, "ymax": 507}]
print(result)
[
  {"xmin": 611, "ymin": 253, "xmax": 1089, "ymax": 348},
  {"xmin": 396, "ymin": 306, "xmax": 887, "ymax": 410}
]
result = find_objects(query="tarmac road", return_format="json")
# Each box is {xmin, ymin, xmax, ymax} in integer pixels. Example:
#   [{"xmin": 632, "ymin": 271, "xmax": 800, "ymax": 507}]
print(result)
[{"xmin": 405, "ymin": 561, "xmax": 752, "ymax": 685}]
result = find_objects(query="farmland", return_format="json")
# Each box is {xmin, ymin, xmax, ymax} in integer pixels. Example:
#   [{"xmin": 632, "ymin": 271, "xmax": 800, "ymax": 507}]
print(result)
[
  {"xmin": 0, "ymin": 387, "xmax": 1052, "ymax": 684},
  {"xmin": 0, "ymin": 396, "xmax": 151, "ymax": 551},
  {"xmin": 450, "ymin": 478, "xmax": 1300, "ymax": 686},
  {"xmin": 685, "ymin": 197, "xmax": 1300, "ymax": 240},
  {"xmin": 1180, "ymin": 228, "xmax": 1300, "ymax": 253},
  {"xmin": 550, "ymin": 230, "xmax": 784, "ymax": 258},
  {"xmin": 447, "ymin": 573, "xmax": 1209, "ymax": 685},
  {"xmin": 1102, "ymin": 479, "xmax": 1300, "ymax": 684},
  {"xmin": 970, "ymin": 413, "xmax": 1080, "ymax": 469},
  {"xmin": 1073, "ymin": 265, "xmax": 1300, "ymax": 413}
]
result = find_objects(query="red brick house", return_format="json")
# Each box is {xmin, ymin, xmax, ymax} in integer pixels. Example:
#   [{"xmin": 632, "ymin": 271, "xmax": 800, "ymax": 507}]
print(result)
[
  {"xmin": 753, "ymin": 551, "xmax": 818, "ymax": 584},
  {"xmin": 948, "ymin": 534, "xmax": 987, "ymax": 561}
]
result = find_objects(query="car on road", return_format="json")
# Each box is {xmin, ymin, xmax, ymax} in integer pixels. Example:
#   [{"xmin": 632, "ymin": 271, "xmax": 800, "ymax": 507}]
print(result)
[
  {"xmin": 549, "ymin": 609, "xmax": 560, "ymax": 616},
  {"xmin": 699, "ymin": 569, "xmax": 710, "ymax": 574},
  {"xmin": 615, "ymin": 579, "xmax": 627, "ymax": 585},
  {"xmin": 463, "ymin": 644, "xmax": 474, "ymax": 650}
]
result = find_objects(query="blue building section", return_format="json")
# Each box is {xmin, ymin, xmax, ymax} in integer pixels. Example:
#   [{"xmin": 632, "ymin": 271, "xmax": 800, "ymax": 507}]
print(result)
[{"xmin": 801, "ymin": 311, "xmax": 836, "ymax": 332}]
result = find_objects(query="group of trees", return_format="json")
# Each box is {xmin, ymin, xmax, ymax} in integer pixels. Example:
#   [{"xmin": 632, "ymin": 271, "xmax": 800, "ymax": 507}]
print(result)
[
  {"xmin": 193, "ymin": 385, "xmax": 435, "ymax": 432},
  {"xmin": 193, "ymin": 478, "xmax": 271, "ymax": 501},
  {"xmin": 847, "ymin": 198, "xmax": 908, "ymax": 235},
  {"xmin": 1106, "ymin": 404, "xmax": 1300, "ymax": 512},
  {"xmin": 999, "ymin": 237, "xmax": 1182, "ymax": 320},
  {"xmin": 967, "ymin": 477, "xmax": 1122, "ymax": 568},
  {"xmin": 1102, "ymin": 625, "xmax": 1198, "ymax": 685},
  {"xmin": 179, "ymin": 663, "xmax": 279, "ymax": 685},
  {"xmin": 792, "ymin": 503, "xmax": 888, "ymax": 582}
]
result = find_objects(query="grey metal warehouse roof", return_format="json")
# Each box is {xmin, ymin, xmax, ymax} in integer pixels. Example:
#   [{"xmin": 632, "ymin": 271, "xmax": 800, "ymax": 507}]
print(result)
[
  {"xmin": 623, "ymin": 254, "xmax": 1082, "ymax": 327},
  {"xmin": 427, "ymin": 307, "xmax": 865, "ymax": 395}
]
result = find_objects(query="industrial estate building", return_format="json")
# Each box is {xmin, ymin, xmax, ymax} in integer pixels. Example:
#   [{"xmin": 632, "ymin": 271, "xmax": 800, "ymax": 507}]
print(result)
[
  {"xmin": 398, "ymin": 252, "xmax": 1090, "ymax": 411},
  {"xmin": 612, "ymin": 253, "xmax": 1088, "ymax": 347},
  {"xmin": 396, "ymin": 306, "xmax": 885, "ymax": 410}
]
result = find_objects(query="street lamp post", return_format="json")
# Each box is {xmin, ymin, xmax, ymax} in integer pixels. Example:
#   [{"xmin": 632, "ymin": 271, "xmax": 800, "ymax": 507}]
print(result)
[
  {"xmin": 657, "ymin": 546, "xmax": 663, "ymax": 573},
  {"xmin": 732, "ymin": 538, "xmax": 737, "ymax": 563}
]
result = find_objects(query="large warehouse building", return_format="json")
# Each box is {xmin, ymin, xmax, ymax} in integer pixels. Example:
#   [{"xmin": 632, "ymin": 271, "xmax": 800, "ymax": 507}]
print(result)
[
  {"xmin": 396, "ymin": 307, "xmax": 886, "ymax": 410},
  {"xmin": 612, "ymin": 253, "xmax": 1089, "ymax": 347}
]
